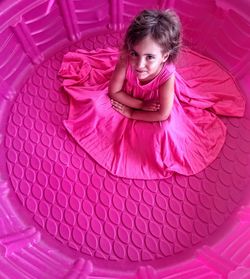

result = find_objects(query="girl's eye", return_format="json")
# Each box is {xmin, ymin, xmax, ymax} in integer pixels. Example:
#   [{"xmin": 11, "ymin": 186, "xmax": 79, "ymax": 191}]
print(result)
[
  {"xmin": 130, "ymin": 51, "xmax": 137, "ymax": 57},
  {"xmin": 147, "ymin": 55, "xmax": 154, "ymax": 60}
]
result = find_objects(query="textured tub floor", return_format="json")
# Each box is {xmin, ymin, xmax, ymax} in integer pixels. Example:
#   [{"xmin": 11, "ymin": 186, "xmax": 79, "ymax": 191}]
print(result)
[{"xmin": 5, "ymin": 32, "xmax": 250, "ymax": 264}]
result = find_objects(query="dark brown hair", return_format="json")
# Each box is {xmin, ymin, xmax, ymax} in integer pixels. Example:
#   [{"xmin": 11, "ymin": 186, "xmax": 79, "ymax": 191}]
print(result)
[{"xmin": 124, "ymin": 9, "xmax": 182, "ymax": 63}]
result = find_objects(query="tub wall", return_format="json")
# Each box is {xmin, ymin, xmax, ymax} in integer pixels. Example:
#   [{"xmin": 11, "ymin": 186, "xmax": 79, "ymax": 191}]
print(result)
[
  {"xmin": 0, "ymin": 1, "xmax": 250, "ymax": 278},
  {"xmin": 0, "ymin": 0, "xmax": 250, "ymax": 94}
]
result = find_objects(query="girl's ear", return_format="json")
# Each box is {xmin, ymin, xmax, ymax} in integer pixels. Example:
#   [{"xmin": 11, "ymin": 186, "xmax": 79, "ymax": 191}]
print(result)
[{"xmin": 163, "ymin": 52, "xmax": 170, "ymax": 62}]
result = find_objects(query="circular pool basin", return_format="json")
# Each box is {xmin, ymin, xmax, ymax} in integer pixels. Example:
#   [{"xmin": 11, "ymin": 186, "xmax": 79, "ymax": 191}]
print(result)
[{"xmin": 0, "ymin": 1, "xmax": 250, "ymax": 278}]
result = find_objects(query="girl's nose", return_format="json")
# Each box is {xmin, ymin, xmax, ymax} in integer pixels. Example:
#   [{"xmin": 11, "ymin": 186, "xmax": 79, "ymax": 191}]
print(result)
[{"xmin": 137, "ymin": 57, "xmax": 145, "ymax": 69}]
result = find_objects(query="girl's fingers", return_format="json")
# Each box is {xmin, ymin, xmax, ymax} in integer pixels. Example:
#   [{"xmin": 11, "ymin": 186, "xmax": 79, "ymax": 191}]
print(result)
[
  {"xmin": 111, "ymin": 100, "xmax": 124, "ymax": 112},
  {"xmin": 113, "ymin": 103, "xmax": 123, "ymax": 110},
  {"xmin": 146, "ymin": 104, "xmax": 160, "ymax": 111},
  {"xmin": 143, "ymin": 101, "xmax": 160, "ymax": 111},
  {"xmin": 113, "ymin": 106, "xmax": 119, "ymax": 112},
  {"xmin": 113, "ymin": 106, "xmax": 120, "ymax": 112},
  {"xmin": 113, "ymin": 105, "xmax": 125, "ymax": 116},
  {"xmin": 154, "ymin": 104, "xmax": 160, "ymax": 110},
  {"xmin": 111, "ymin": 99, "xmax": 123, "ymax": 109}
]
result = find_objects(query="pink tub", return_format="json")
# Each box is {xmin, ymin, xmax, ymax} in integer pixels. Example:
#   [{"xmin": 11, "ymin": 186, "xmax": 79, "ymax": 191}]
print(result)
[{"xmin": 0, "ymin": 0, "xmax": 250, "ymax": 278}]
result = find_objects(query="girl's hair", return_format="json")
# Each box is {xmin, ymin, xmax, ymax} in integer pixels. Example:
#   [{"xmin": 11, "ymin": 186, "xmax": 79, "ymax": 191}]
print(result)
[{"xmin": 124, "ymin": 9, "xmax": 182, "ymax": 63}]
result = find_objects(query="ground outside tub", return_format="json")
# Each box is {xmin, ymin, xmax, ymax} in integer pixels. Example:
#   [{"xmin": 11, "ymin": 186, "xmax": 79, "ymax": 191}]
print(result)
[{"xmin": 0, "ymin": 0, "xmax": 250, "ymax": 278}]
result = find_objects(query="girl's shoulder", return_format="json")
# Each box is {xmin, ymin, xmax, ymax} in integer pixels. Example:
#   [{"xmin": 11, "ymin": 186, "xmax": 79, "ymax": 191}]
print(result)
[
  {"xmin": 154, "ymin": 63, "xmax": 175, "ymax": 86},
  {"xmin": 161, "ymin": 63, "xmax": 176, "ymax": 78}
]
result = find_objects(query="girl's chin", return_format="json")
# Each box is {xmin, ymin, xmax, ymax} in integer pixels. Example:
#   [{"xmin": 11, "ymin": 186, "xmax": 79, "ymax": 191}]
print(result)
[
  {"xmin": 136, "ymin": 72, "xmax": 150, "ymax": 80},
  {"xmin": 137, "ymin": 74, "xmax": 153, "ymax": 83},
  {"xmin": 136, "ymin": 73, "xmax": 147, "ymax": 78},
  {"xmin": 135, "ymin": 70, "xmax": 158, "ymax": 82}
]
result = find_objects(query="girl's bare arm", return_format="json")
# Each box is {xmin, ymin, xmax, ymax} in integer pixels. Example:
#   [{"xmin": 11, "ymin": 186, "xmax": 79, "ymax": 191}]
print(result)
[
  {"xmin": 112, "ymin": 74, "xmax": 175, "ymax": 122},
  {"xmin": 108, "ymin": 56, "xmax": 144, "ymax": 109}
]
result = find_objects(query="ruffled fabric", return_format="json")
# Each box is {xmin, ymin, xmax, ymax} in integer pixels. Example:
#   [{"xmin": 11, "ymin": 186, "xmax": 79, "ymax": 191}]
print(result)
[{"xmin": 59, "ymin": 47, "xmax": 245, "ymax": 179}]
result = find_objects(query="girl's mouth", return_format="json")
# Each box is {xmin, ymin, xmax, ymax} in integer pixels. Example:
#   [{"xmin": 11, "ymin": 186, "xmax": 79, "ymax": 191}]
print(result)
[{"xmin": 136, "ymin": 70, "xmax": 146, "ymax": 74}]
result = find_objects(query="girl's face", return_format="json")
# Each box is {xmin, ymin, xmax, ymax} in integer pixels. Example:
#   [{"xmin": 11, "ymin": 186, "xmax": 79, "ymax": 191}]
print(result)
[{"xmin": 129, "ymin": 35, "xmax": 169, "ymax": 83}]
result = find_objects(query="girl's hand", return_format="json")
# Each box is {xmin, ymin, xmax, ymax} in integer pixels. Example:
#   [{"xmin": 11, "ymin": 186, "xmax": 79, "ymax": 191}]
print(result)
[
  {"xmin": 111, "ymin": 99, "xmax": 133, "ymax": 118},
  {"xmin": 141, "ymin": 100, "xmax": 160, "ymax": 111}
]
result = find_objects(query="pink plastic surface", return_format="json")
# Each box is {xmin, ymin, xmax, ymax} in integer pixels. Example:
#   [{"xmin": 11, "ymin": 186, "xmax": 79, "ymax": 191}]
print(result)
[{"xmin": 0, "ymin": 0, "xmax": 250, "ymax": 278}]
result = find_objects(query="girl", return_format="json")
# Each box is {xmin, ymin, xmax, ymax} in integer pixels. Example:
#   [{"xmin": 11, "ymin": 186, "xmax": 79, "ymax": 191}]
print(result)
[
  {"xmin": 59, "ymin": 9, "xmax": 245, "ymax": 179},
  {"xmin": 109, "ymin": 10, "xmax": 179, "ymax": 122}
]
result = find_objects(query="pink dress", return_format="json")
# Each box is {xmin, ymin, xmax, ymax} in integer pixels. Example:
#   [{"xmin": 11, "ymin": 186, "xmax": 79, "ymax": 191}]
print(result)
[{"xmin": 59, "ymin": 48, "xmax": 245, "ymax": 179}]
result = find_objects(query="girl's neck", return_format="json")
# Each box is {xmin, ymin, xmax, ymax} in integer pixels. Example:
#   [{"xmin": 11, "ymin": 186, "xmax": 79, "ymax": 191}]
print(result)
[{"xmin": 138, "ymin": 63, "xmax": 166, "ymax": 85}]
